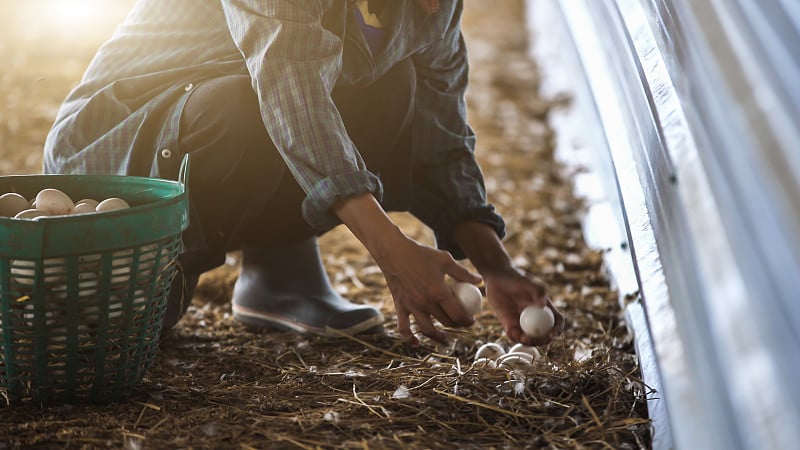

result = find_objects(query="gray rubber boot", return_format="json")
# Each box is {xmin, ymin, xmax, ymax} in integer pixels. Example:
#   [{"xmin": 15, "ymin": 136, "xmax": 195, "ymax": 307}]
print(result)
[{"xmin": 232, "ymin": 238, "xmax": 384, "ymax": 336}]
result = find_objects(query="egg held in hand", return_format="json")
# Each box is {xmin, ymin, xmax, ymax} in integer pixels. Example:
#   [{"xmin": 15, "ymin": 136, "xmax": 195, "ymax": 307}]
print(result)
[
  {"xmin": 450, "ymin": 281, "xmax": 483, "ymax": 315},
  {"xmin": 519, "ymin": 305, "xmax": 555, "ymax": 338}
]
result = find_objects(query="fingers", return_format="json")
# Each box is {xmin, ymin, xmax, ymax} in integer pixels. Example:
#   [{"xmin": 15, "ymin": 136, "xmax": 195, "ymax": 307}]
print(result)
[
  {"xmin": 405, "ymin": 294, "xmax": 473, "ymax": 344},
  {"xmin": 444, "ymin": 257, "xmax": 482, "ymax": 285},
  {"xmin": 389, "ymin": 250, "xmax": 482, "ymax": 345},
  {"xmin": 429, "ymin": 302, "xmax": 459, "ymax": 328},
  {"xmin": 525, "ymin": 277, "xmax": 548, "ymax": 307},
  {"xmin": 395, "ymin": 306, "xmax": 419, "ymax": 347},
  {"xmin": 546, "ymin": 297, "xmax": 566, "ymax": 338},
  {"xmin": 396, "ymin": 290, "xmax": 474, "ymax": 345},
  {"xmin": 410, "ymin": 308, "xmax": 448, "ymax": 343},
  {"xmin": 439, "ymin": 293, "xmax": 475, "ymax": 327}
]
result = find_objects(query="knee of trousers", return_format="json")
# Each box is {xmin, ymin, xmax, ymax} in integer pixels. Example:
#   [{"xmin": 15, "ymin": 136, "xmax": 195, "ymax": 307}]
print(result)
[{"xmin": 178, "ymin": 75, "xmax": 284, "ymax": 181}]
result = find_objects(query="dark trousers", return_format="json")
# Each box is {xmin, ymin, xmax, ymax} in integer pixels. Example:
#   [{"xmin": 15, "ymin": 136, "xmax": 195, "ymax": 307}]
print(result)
[{"xmin": 160, "ymin": 60, "xmax": 416, "ymax": 275}]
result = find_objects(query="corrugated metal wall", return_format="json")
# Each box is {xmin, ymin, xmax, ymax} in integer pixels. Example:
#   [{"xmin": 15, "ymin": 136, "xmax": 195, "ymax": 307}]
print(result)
[{"xmin": 528, "ymin": 0, "xmax": 800, "ymax": 448}]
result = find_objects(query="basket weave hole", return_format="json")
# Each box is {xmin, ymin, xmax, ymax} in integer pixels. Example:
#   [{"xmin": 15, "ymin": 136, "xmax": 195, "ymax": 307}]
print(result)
[
  {"xmin": 138, "ymin": 243, "xmax": 159, "ymax": 270},
  {"xmin": 45, "ymin": 328, "xmax": 68, "ymax": 346},
  {"xmin": 82, "ymin": 305, "xmax": 100, "ymax": 318},
  {"xmin": 110, "ymin": 250, "xmax": 134, "ymax": 285},
  {"xmin": 10, "ymin": 258, "xmax": 66, "ymax": 286},
  {"xmin": 22, "ymin": 304, "xmax": 60, "ymax": 328},
  {"xmin": 133, "ymin": 290, "xmax": 147, "ymax": 306},
  {"xmin": 51, "ymin": 272, "xmax": 99, "ymax": 300},
  {"xmin": 75, "ymin": 272, "xmax": 99, "ymax": 297},
  {"xmin": 78, "ymin": 253, "xmax": 101, "ymax": 271}
]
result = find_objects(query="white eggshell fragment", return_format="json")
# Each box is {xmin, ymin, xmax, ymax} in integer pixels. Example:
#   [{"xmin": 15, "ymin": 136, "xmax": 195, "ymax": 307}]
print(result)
[
  {"xmin": 510, "ymin": 343, "xmax": 542, "ymax": 360},
  {"xmin": 14, "ymin": 209, "xmax": 49, "ymax": 220},
  {"xmin": 496, "ymin": 352, "xmax": 535, "ymax": 370},
  {"xmin": 96, "ymin": 197, "xmax": 130, "ymax": 212},
  {"xmin": 519, "ymin": 305, "xmax": 555, "ymax": 338},
  {"xmin": 473, "ymin": 358, "xmax": 497, "ymax": 369},
  {"xmin": 35, "ymin": 188, "xmax": 74, "ymax": 216},
  {"xmin": 475, "ymin": 342, "xmax": 506, "ymax": 361},
  {"xmin": 497, "ymin": 351, "xmax": 535, "ymax": 365},
  {"xmin": 0, "ymin": 193, "xmax": 30, "ymax": 217}
]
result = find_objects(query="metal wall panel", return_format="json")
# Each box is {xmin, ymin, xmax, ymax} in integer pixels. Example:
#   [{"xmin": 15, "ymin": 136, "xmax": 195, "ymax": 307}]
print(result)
[{"xmin": 529, "ymin": 0, "xmax": 800, "ymax": 448}]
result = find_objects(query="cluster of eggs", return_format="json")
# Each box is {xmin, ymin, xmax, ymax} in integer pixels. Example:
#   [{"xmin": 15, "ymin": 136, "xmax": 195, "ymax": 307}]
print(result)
[
  {"xmin": 0, "ymin": 188, "xmax": 130, "ymax": 220},
  {"xmin": 16, "ymin": 247, "xmax": 159, "ymax": 327},
  {"xmin": 473, "ymin": 342, "xmax": 541, "ymax": 371}
]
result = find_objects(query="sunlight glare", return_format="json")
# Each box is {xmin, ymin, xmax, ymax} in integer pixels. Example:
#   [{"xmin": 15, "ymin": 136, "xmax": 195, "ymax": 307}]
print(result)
[{"xmin": 46, "ymin": 0, "xmax": 103, "ymax": 29}]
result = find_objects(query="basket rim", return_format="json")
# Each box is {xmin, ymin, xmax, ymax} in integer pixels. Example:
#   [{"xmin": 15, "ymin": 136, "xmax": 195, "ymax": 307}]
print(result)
[{"xmin": 0, "ymin": 174, "xmax": 189, "ymax": 258}]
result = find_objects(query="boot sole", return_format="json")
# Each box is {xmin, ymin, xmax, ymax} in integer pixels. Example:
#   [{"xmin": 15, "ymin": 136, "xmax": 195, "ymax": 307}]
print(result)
[{"xmin": 232, "ymin": 303, "xmax": 384, "ymax": 336}]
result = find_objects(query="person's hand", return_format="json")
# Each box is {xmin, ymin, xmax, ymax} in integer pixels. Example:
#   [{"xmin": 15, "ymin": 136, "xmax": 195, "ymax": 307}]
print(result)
[
  {"xmin": 483, "ymin": 266, "xmax": 564, "ymax": 346},
  {"xmin": 376, "ymin": 234, "xmax": 482, "ymax": 345},
  {"xmin": 332, "ymin": 193, "xmax": 481, "ymax": 345}
]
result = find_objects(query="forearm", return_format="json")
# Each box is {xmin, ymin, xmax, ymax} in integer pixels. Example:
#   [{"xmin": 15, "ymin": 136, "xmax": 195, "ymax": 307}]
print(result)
[
  {"xmin": 451, "ymin": 221, "xmax": 514, "ymax": 276},
  {"xmin": 333, "ymin": 193, "xmax": 409, "ymax": 263}
]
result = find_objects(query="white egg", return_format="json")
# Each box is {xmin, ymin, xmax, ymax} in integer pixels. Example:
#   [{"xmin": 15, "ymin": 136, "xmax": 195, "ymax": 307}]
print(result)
[
  {"xmin": 110, "ymin": 250, "xmax": 133, "ymax": 284},
  {"xmin": 23, "ymin": 303, "xmax": 59, "ymax": 328},
  {"xmin": 475, "ymin": 342, "xmax": 506, "ymax": 361},
  {"xmin": 54, "ymin": 272, "xmax": 99, "ymax": 297},
  {"xmin": 519, "ymin": 305, "xmax": 555, "ymax": 338},
  {"xmin": 14, "ymin": 209, "xmax": 49, "ymax": 220},
  {"xmin": 11, "ymin": 258, "xmax": 66, "ymax": 285},
  {"xmin": 35, "ymin": 188, "xmax": 74, "ymax": 216},
  {"xmin": 11, "ymin": 260, "xmax": 36, "ymax": 285},
  {"xmin": 138, "ymin": 243, "xmax": 159, "ymax": 270},
  {"xmin": 96, "ymin": 197, "xmax": 130, "ymax": 212},
  {"xmin": 451, "ymin": 281, "xmax": 482, "ymax": 315},
  {"xmin": 510, "ymin": 343, "xmax": 542, "ymax": 359},
  {"xmin": 0, "ymin": 193, "xmax": 30, "ymax": 217},
  {"xmin": 71, "ymin": 202, "xmax": 97, "ymax": 215},
  {"xmin": 108, "ymin": 306, "xmax": 124, "ymax": 319},
  {"xmin": 75, "ymin": 198, "xmax": 99, "ymax": 208}
]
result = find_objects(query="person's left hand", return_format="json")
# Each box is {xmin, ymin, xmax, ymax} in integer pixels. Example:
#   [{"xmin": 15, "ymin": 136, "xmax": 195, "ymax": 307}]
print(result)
[{"xmin": 483, "ymin": 267, "xmax": 565, "ymax": 346}]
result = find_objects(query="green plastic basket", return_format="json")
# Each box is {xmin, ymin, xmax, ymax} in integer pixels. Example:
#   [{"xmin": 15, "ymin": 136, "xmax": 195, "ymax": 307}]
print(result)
[{"xmin": 0, "ymin": 162, "xmax": 188, "ymax": 405}]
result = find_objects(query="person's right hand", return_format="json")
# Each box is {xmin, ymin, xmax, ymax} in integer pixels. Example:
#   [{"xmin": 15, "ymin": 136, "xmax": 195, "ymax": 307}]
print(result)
[
  {"xmin": 333, "ymin": 193, "xmax": 481, "ymax": 345},
  {"xmin": 375, "ymin": 233, "xmax": 482, "ymax": 345}
]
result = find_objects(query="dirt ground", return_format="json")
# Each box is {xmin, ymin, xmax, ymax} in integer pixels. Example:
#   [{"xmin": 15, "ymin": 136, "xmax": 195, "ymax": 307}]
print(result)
[{"xmin": 0, "ymin": 1, "xmax": 651, "ymax": 448}]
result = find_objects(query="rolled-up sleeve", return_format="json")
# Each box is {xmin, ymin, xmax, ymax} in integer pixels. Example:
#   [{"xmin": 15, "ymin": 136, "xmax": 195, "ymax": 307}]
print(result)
[
  {"xmin": 221, "ymin": 0, "xmax": 381, "ymax": 232},
  {"xmin": 410, "ymin": 4, "xmax": 505, "ymax": 259}
]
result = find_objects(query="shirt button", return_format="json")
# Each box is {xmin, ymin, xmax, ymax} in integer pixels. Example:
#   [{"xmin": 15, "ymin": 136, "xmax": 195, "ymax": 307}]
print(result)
[
  {"xmin": 184, "ymin": 83, "xmax": 194, "ymax": 92},
  {"xmin": 160, "ymin": 148, "xmax": 173, "ymax": 159}
]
